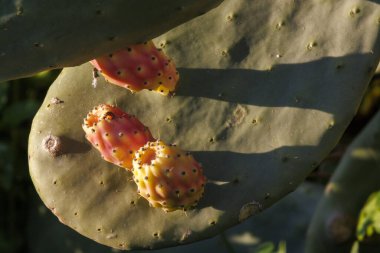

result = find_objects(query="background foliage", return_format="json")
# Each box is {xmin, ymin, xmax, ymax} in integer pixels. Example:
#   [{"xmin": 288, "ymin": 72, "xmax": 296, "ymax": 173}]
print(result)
[{"xmin": 0, "ymin": 70, "xmax": 60, "ymax": 253}]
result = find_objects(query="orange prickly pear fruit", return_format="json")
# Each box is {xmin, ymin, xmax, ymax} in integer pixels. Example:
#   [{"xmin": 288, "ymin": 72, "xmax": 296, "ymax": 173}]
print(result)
[
  {"xmin": 83, "ymin": 104, "xmax": 154, "ymax": 170},
  {"xmin": 90, "ymin": 41, "xmax": 179, "ymax": 95}
]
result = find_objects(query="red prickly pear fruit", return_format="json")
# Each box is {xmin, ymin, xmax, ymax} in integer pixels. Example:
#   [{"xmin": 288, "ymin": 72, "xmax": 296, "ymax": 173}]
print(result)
[
  {"xmin": 82, "ymin": 104, "xmax": 154, "ymax": 170},
  {"xmin": 90, "ymin": 41, "xmax": 179, "ymax": 95},
  {"xmin": 132, "ymin": 140, "xmax": 207, "ymax": 212}
]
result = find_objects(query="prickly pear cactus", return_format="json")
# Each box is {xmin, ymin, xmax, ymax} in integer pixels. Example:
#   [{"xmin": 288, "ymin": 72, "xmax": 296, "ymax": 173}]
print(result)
[
  {"xmin": 29, "ymin": 0, "xmax": 380, "ymax": 250},
  {"xmin": 0, "ymin": 0, "xmax": 223, "ymax": 81},
  {"xmin": 306, "ymin": 109, "xmax": 380, "ymax": 253}
]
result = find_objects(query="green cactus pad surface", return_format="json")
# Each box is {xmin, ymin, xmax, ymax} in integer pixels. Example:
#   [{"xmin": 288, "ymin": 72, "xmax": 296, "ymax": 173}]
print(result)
[
  {"xmin": 0, "ymin": 0, "xmax": 223, "ymax": 81},
  {"xmin": 29, "ymin": 0, "xmax": 380, "ymax": 250},
  {"xmin": 306, "ymin": 109, "xmax": 380, "ymax": 253},
  {"xmin": 27, "ymin": 183, "xmax": 323, "ymax": 253}
]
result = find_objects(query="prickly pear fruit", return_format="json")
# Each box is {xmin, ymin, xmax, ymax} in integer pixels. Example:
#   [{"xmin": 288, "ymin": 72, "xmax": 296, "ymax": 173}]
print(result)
[
  {"xmin": 90, "ymin": 41, "xmax": 179, "ymax": 95},
  {"xmin": 82, "ymin": 104, "xmax": 154, "ymax": 170},
  {"xmin": 132, "ymin": 140, "xmax": 206, "ymax": 212}
]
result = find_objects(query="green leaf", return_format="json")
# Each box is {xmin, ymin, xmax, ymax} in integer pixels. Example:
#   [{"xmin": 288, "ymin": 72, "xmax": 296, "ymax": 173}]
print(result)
[
  {"xmin": 253, "ymin": 241, "xmax": 287, "ymax": 253},
  {"xmin": 277, "ymin": 241, "xmax": 287, "ymax": 253},
  {"xmin": 356, "ymin": 191, "xmax": 380, "ymax": 241},
  {"xmin": 254, "ymin": 242, "xmax": 276, "ymax": 253}
]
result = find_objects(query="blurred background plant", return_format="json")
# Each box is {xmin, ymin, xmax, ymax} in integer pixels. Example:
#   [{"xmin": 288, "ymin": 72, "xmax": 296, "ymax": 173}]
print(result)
[
  {"xmin": 349, "ymin": 186, "xmax": 380, "ymax": 253},
  {"xmin": 357, "ymin": 191, "xmax": 380, "ymax": 242},
  {"xmin": 0, "ymin": 68, "xmax": 379, "ymax": 253},
  {"xmin": 0, "ymin": 70, "xmax": 61, "ymax": 253}
]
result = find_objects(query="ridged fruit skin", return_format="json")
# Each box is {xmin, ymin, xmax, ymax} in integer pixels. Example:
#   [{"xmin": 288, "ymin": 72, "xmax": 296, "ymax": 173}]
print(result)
[
  {"xmin": 90, "ymin": 41, "xmax": 179, "ymax": 95},
  {"xmin": 83, "ymin": 104, "xmax": 154, "ymax": 170},
  {"xmin": 132, "ymin": 140, "xmax": 206, "ymax": 212}
]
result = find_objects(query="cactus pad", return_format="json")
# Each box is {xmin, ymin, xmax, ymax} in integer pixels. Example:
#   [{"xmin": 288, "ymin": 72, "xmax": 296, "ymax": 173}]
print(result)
[
  {"xmin": 0, "ymin": 0, "xmax": 223, "ymax": 81},
  {"xmin": 29, "ymin": 0, "xmax": 380, "ymax": 250}
]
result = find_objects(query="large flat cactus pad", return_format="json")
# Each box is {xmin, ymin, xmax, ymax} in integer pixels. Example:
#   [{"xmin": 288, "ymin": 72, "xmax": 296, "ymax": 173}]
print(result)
[{"xmin": 28, "ymin": 0, "xmax": 380, "ymax": 250}]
